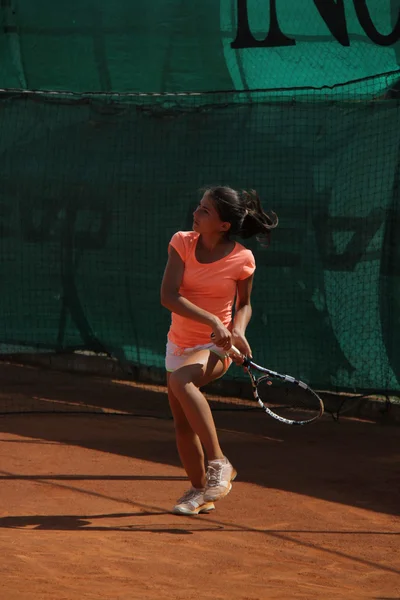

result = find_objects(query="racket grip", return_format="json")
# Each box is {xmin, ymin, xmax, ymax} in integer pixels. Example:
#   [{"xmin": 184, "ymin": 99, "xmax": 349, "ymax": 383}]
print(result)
[
  {"xmin": 210, "ymin": 333, "xmax": 243, "ymax": 358},
  {"xmin": 227, "ymin": 345, "xmax": 242, "ymax": 357}
]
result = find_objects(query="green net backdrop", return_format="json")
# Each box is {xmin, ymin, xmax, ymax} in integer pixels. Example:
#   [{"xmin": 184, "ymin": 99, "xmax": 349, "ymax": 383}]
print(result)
[
  {"xmin": 0, "ymin": 88, "xmax": 399, "ymax": 393},
  {"xmin": 1, "ymin": 0, "xmax": 400, "ymax": 94},
  {"xmin": 1, "ymin": 1, "xmax": 400, "ymax": 395}
]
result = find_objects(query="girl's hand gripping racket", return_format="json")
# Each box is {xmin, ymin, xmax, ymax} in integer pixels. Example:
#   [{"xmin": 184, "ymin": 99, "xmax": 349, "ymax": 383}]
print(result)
[{"xmin": 212, "ymin": 335, "xmax": 324, "ymax": 425}]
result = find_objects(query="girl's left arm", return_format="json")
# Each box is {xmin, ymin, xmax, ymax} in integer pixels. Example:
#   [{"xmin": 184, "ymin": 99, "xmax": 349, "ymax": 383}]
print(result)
[{"xmin": 232, "ymin": 274, "xmax": 254, "ymax": 357}]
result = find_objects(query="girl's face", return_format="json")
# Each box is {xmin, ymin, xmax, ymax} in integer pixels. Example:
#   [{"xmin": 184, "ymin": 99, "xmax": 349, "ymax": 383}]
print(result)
[{"xmin": 192, "ymin": 193, "xmax": 230, "ymax": 235}]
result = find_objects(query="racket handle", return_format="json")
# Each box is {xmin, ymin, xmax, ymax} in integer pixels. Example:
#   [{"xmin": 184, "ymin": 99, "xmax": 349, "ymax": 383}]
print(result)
[
  {"xmin": 210, "ymin": 333, "xmax": 243, "ymax": 358},
  {"xmin": 227, "ymin": 345, "xmax": 242, "ymax": 357}
]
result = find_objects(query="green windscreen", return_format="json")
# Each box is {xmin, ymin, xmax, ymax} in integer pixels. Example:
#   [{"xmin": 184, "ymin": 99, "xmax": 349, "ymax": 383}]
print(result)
[
  {"xmin": 0, "ymin": 87, "xmax": 399, "ymax": 393},
  {"xmin": 0, "ymin": 1, "xmax": 399, "ymax": 94}
]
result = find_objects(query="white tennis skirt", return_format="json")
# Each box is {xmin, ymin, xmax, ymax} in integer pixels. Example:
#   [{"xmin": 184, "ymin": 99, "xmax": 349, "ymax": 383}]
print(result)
[{"xmin": 165, "ymin": 340, "xmax": 232, "ymax": 372}]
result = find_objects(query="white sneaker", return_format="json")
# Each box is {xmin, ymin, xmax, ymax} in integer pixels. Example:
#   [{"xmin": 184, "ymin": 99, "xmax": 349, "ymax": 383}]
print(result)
[
  {"xmin": 204, "ymin": 457, "xmax": 237, "ymax": 502},
  {"xmin": 172, "ymin": 488, "xmax": 216, "ymax": 516}
]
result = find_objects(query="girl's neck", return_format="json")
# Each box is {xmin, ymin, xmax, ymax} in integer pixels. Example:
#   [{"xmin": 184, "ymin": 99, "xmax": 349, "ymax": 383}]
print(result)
[{"xmin": 198, "ymin": 233, "xmax": 229, "ymax": 252}]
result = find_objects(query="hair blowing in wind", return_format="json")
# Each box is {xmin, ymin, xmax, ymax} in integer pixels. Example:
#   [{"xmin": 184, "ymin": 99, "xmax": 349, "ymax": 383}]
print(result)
[{"xmin": 204, "ymin": 186, "xmax": 278, "ymax": 246}]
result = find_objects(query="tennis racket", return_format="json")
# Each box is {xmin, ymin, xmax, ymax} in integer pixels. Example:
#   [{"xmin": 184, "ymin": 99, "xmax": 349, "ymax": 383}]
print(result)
[{"xmin": 212, "ymin": 336, "xmax": 324, "ymax": 425}]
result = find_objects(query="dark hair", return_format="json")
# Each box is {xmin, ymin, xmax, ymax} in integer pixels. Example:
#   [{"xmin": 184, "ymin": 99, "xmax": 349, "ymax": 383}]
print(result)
[{"xmin": 203, "ymin": 185, "xmax": 278, "ymax": 246}]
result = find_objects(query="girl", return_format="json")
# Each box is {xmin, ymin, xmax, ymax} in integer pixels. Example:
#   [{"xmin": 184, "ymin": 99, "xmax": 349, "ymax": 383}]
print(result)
[{"xmin": 160, "ymin": 186, "xmax": 278, "ymax": 515}]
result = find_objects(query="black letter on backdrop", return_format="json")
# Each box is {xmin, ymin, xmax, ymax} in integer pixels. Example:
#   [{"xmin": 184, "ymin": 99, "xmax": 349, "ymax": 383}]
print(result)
[
  {"xmin": 354, "ymin": 0, "xmax": 400, "ymax": 45},
  {"xmin": 231, "ymin": 0, "xmax": 295, "ymax": 48},
  {"xmin": 314, "ymin": 0, "xmax": 350, "ymax": 46},
  {"xmin": 314, "ymin": 210, "xmax": 384, "ymax": 271}
]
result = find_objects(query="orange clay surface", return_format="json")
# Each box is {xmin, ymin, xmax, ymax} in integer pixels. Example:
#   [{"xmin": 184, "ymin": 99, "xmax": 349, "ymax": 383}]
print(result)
[{"xmin": 0, "ymin": 362, "xmax": 399, "ymax": 600}]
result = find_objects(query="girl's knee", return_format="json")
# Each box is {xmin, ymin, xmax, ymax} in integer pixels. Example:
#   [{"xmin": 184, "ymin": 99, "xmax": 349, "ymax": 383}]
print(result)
[{"xmin": 168, "ymin": 367, "xmax": 196, "ymax": 395}]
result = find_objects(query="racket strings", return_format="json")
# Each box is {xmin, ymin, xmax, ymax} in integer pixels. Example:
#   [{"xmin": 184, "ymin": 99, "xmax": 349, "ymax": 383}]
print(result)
[{"xmin": 257, "ymin": 378, "xmax": 322, "ymax": 419}]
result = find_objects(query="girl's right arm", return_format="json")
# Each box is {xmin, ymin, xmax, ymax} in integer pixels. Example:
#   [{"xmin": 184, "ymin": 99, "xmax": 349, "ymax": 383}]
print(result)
[{"xmin": 160, "ymin": 246, "xmax": 231, "ymax": 344}]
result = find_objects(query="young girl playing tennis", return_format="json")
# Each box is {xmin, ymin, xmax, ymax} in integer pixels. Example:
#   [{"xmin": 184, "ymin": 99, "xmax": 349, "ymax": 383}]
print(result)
[{"xmin": 161, "ymin": 186, "xmax": 278, "ymax": 515}]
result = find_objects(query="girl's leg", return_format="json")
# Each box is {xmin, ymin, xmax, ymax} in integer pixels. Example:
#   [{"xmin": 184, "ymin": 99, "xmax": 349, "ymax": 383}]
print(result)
[
  {"xmin": 167, "ymin": 373, "xmax": 206, "ymax": 489},
  {"xmin": 168, "ymin": 350, "xmax": 228, "ymax": 461}
]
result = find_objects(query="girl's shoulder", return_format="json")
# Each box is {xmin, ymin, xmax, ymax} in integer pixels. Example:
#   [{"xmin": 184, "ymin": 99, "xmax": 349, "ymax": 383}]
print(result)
[
  {"xmin": 232, "ymin": 241, "xmax": 256, "ymax": 278},
  {"xmin": 169, "ymin": 231, "xmax": 199, "ymax": 261},
  {"xmin": 171, "ymin": 231, "xmax": 199, "ymax": 243},
  {"xmin": 234, "ymin": 240, "xmax": 255, "ymax": 260}
]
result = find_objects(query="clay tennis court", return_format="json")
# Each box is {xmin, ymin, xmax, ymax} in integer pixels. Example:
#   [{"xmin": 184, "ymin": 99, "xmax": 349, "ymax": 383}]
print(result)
[{"xmin": 0, "ymin": 361, "xmax": 399, "ymax": 600}]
